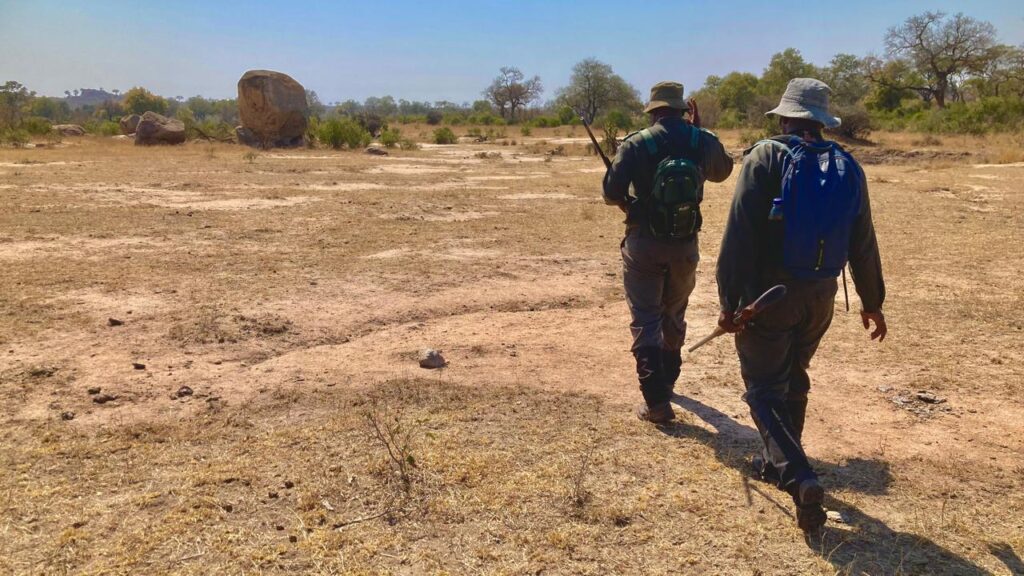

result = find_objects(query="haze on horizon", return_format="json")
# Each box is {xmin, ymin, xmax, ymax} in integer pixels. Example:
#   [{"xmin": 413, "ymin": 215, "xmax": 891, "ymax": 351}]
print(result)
[{"xmin": 2, "ymin": 0, "xmax": 1023, "ymax": 104}]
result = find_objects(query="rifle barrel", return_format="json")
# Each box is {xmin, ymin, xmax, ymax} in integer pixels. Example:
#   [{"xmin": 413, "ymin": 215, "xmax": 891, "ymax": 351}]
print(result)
[{"xmin": 579, "ymin": 115, "xmax": 612, "ymax": 169}]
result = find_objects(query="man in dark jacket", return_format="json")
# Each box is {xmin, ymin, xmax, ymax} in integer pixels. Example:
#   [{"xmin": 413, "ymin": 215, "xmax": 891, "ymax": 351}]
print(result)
[
  {"xmin": 604, "ymin": 81, "xmax": 733, "ymax": 424},
  {"xmin": 715, "ymin": 78, "xmax": 887, "ymax": 532}
]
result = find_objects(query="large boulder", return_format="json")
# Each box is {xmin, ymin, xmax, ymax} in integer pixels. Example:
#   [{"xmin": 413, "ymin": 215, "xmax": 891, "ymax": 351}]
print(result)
[
  {"xmin": 120, "ymin": 114, "xmax": 141, "ymax": 135},
  {"xmin": 237, "ymin": 70, "xmax": 308, "ymax": 148},
  {"xmin": 134, "ymin": 111, "xmax": 186, "ymax": 146},
  {"xmin": 52, "ymin": 124, "xmax": 86, "ymax": 136}
]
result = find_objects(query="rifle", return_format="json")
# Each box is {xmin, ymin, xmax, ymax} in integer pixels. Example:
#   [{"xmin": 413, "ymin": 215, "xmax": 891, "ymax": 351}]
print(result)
[
  {"xmin": 687, "ymin": 284, "xmax": 787, "ymax": 353},
  {"xmin": 577, "ymin": 112, "xmax": 612, "ymax": 170}
]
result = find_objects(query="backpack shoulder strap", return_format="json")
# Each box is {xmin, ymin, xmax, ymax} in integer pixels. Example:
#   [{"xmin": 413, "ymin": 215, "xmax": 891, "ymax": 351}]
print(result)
[
  {"xmin": 638, "ymin": 128, "xmax": 659, "ymax": 156},
  {"xmin": 748, "ymin": 138, "xmax": 793, "ymax": 158},
  {"xmin": 689, "ymin": 124, "xmax": 700, "ymax": 150}
]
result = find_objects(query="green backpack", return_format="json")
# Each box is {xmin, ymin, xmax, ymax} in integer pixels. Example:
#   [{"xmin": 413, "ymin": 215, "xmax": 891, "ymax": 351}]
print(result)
[{"xmin": 638, "ymin": 126, "xmax": 703, "ymax": 239}]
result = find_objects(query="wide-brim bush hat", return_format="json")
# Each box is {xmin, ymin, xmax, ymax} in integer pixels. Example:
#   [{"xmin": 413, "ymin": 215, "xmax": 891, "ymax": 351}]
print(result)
[
  {"xmin": 644, "ymin": 81, "xmax": 686, "ymax": 114},
  {"xmin": 766, "ymin": 78, "xmax": 842, "ymax": 128}
]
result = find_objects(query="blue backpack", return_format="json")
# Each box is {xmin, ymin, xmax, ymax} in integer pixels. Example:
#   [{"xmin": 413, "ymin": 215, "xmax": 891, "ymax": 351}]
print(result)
[{"xmin": 763, "ymin": 137, "xmax": 862, "ymax": 279}]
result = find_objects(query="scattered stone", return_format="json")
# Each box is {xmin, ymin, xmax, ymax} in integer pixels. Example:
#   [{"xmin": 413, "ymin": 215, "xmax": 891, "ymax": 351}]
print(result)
[
  {"xmin": 132, "ymin": 362, "xmax": 146, "ymax": 370},
  {"xmin": 365, "ymin": 146, "xmax": 388, "ymax": 156},
  {"xmin": 237, "ymin": 69, "xmax": 308, "ymax": 148},
  {"xmin": 175, "ymin": 385, "xmax": 194, "ymax": 398},
  {"xmin": 268, "ymin": 491, "xmax": 279, "ymax": 499},
  {"xmin": 119, "ymin": 114, "xmax": 141, "ymax": 135},
  {"xmin": 289, "ymin": 535, "xmax": 298, "ymax": 543},
  {"xmin": 52, "ymin": 124, "xmax": 86, "ymax": 136},
  {"xmin": 60, "ymin": 411, "xmax": 75, "ymax": 421},
  {"xmin": 87, "ymin": 387, "xmax": 102, "ymax": 395},
  {"xmin": 108, "ymin": 318, "xmax": 124, "ymax": 326},
  {"xmin": 827, "ymin": 510, "xmax": 849, "ymax": 524},
  {"xmin": 916, "ymin": 391, "xmax": 946, "ymax": 404},
  {"xmin": 877, "ymin": 386, "xmax": 891, "ymax": 393},
  {"xmin": 276, "ymin": 525, "xmax": 285, "ymax": 531},
  {"xmin": 223, "ymin": 504, "xmax": 233, "ymax": 513},
  {"xmin": 92, "ymin": 393, "xmax": 117, "ymax": 404},
  {"xmin": 134, "ymin": 111, "xmax": 187, "ymax": 146},
  {"xmin": 28, "ymin": 366, "xmax": 57, "ymax": 378},
  {"xmin": 418, "ymin": 349, "xmax": 447, "ymax": 369},
  {"xmin": 283, "ymin": 480, "xmax": 295, "ymax": 489}
]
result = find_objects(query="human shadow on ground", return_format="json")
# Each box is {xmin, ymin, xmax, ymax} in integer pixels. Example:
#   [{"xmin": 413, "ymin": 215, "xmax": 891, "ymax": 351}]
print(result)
[
  {"xmin": 663, "ymin": 394, "xmax": 994, "ymax": 575},
  {"xmin": 988, "ymin": 542, "xmax": 1024, "ymax": 575},
  {"xmin": 668, "ymin": 393, "xmax": 893, "ymax": 496}
]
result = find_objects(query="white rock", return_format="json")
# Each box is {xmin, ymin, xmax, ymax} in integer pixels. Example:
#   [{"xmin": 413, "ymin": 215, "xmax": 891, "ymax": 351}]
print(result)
[{"xmin": 418, "ymin": 349, "xmax": 447, "ymax": 369}]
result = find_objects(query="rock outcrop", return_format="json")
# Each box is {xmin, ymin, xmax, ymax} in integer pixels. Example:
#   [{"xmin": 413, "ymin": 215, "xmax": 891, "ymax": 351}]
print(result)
[
  {"xmin": 237, "ymin": 70, "xmax": 308, "ymax": 148},
  {"xmin": 134, "ymin": 111, "xmax": 186, "ymax": 146},
  {"xmin": 52, "ymin": 124, "xmax": 85, "ymax": 136},
  {"xmin": 120, "ymin": 114, "xmax": 141, "ymax": 135}
]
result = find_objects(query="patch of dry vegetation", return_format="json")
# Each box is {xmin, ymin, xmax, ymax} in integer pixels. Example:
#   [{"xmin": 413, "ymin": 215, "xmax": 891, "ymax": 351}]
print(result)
[
  {"xmin": 1, "ymin": 134, "xmax": 1022, "ymax": 574},
  {"xmin": 3, "ymin": 381, "xmax": 1019, "ymax": 575}
]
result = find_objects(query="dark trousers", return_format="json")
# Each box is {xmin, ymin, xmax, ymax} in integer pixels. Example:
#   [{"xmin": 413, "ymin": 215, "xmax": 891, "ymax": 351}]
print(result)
[
  {"xmin": 735, "ymin": 278, "xmax": 837, "ymax": 491},
  {"xmin": 621, "ymin": 231, "xmax": 699, "ymax": 406}
]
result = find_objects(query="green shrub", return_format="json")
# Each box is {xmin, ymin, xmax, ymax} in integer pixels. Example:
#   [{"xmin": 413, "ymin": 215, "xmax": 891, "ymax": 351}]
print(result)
[
  {"xmin": 305, "ymin": 116, "xmax": 320, "ymax": 146},
  {"xmin": 84, "ymin": 120, "xmax": 120, "ymax": 136},
  {"xmin": 433, "ymin": 127, "xmax": 458, "ymax": 144},
  {"xmin": 380, "ymin": 127, "xmax": 401, "ymax": 148},
  {"xmin": 827, "ymin": 104, "xmax": 872, "ymax": 140},
  {"xmin": 531, "ymin": 116, "xmax": 562, "ymax": 128},
  {"xmin": 1, "ymin": 128, "xmax": 30, "ymax": 147},
  {"xmin": 21, "ymin": 116, "xmax": 52, "ymax": 135},
  {"xmin": 398, "ymin": 137, "xmax": 420, "ymax": 150},
  {"xmin": 520, "ymin": 125, "xmax": 532, "ymax": 136},
  {"xmin": 425, "ymin": 110, "xmax": 443, "ymax": 125},
  {"xmin": 318, "ymin": 118, "xmax": 371, "ymax": 150},
  {"xmin": 602, "ymin": 109, "xmax": 635, "ymax": 132}
]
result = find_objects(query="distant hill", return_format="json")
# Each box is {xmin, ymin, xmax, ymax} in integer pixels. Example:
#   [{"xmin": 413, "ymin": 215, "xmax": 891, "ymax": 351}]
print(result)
[{"xmin": 63, "ymin": 88, "xmax": 123, "ymax": 109}]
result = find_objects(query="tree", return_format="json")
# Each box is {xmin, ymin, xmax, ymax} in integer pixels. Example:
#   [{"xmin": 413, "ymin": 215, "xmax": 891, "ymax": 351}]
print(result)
[
  {"xmin": 305, "ymin": 89, "xmax": 326, "ymax": 118},
  {"xmin": 972, "ymin": 44, "xmax": 1024, "ymax": 98},
  {"xmin": 864, "ymin": 56, "xmax": 931, "ymax": 110},
  {"xmin": 484, "ymin": 67, "xmax": 542, "ymax": 121},
  {"xmin": 758, "ymin": 48, "xmax": 820, "ymax": 98},
  {"xmin": 557, "ymin": 58, "xmax": 641, "ymax": 123},
  {"xmin": 122, "ymin": 87, "xmax": 168, "ymax": 115},
  {"xmin": 884, "ymin": 11, "xmax": 997, "ymax": 108},
  {"xmin": 363, "ymin": 95, "xmax": 398, "ymax": 118},
  {"xmin": 0, "ymin": 81, "xmax": 35, "ymax": 128},
  {"xmin": 717, "ymin": 72, "xmax": 760, "ymax": 115},
  {"xmin": 821, "ymin": 54, "xmax": 871, "ymax": 106}
]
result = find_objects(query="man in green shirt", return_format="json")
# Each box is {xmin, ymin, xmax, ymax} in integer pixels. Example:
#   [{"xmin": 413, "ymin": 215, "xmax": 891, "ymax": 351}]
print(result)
[{"xmin": 604, "ymin": 81, "xmax": 733, "ymax": 424}]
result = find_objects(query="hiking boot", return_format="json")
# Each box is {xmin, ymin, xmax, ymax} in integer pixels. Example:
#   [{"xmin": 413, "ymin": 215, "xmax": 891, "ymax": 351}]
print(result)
[
  {"xmin": 750, "ymin": 454, "xmax": 781, "ymax": 485},
  {"xmin": 636, "ymin": 402, "xmax": 675, "ymax": 424},
  {"xmin": 795, "ymin": 478, "xmax": 826, "ymax": 533}
]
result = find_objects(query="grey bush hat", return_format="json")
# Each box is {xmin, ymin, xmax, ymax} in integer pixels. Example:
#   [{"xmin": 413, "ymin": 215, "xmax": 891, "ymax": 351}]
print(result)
[
  {"xmin": 644, "ymin": 81, "xmax": 687, "ymax": 114},
  {"xmin": 765, "ymin": 78, "xmax": 841, "ymax": 128}
]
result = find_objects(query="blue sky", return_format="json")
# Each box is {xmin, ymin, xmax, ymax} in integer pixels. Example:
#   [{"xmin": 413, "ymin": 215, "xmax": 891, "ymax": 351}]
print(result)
[{"xmin": 1, "ymin": 0, "xmax": 1022, "ymax": 103}]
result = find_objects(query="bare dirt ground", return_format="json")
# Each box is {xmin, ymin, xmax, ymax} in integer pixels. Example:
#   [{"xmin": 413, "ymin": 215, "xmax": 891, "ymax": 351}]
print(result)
[{"xmin": 1, "ymin": 129, "xmax": 1022, "ymax": 575}]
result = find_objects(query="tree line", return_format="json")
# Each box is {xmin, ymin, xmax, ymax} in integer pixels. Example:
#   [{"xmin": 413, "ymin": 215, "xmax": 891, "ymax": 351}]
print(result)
[{"xmin": 2, "ymin": 10, "xmax": 1022, "ymax": 147}]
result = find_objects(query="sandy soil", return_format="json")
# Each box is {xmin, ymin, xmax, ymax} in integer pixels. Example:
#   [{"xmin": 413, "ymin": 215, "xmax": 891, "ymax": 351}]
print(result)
[{"xmin": 0, "ymin": 132, "xmax": 1021, "ymax": 575}]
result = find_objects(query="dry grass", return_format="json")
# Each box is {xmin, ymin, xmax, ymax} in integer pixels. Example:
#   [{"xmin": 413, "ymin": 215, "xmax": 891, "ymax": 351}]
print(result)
[
  {"xmin": 4, "ymin": 380, "xmax": 1018, "ymax": 575},
  {"xmin": 1, "ymin": 134, "xmax": 1022, "ymax": 574}
]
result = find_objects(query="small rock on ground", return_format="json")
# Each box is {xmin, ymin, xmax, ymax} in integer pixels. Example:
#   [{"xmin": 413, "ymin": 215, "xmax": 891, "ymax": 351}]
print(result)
[
  {"xmin": 418, "ymin": 349, "xmax": 447, "ymax": 369},
  {"xmin": 92, "ymin": 393, "xmax": 117, "ymax": 404}
]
